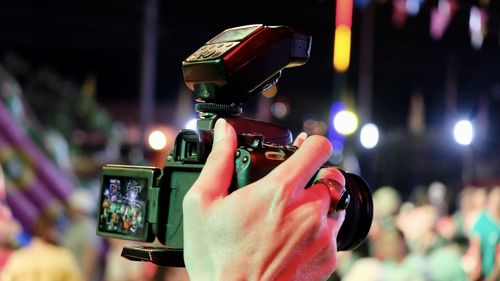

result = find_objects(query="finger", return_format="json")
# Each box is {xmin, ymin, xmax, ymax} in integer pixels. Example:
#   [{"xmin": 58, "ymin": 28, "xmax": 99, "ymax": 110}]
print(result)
[
  {"xmin": 189, "ymin": 118, "xmax": 237, "ymax": 202},
  {"xmin": 268, "ymin": 135, "xmax": 332, "ymax": 194},
  {"xmin": 293, "ymin": 132, "xmax": 307, "ymax": 147},
  {"xmin": 305, "ymin": 168, "xmax": 347, "ymax": 216}
]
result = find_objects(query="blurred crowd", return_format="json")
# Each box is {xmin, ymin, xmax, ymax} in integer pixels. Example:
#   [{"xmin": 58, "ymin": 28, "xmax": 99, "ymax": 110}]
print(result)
[
  {"xmin": 1, "ymin": 163, "xmax": 499, "ymax": 281},
  {"xmin": 333, "ymin": 183, "xmax": 500, "ymax": 281}
]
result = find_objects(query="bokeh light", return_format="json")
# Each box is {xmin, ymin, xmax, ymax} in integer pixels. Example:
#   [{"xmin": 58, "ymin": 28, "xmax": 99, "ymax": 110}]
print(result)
[
  {"xmin": 303, "ymin": 118, "xmax": 328, "ymax": 135},
  {"xmin": 453, "ymin": 120, "xmax": 474, "ymax": 145},
  {"xmin": 261, "ymin": 85, "xmax": 278, "ymax": 98},
  {"xmin": 271, "ymin": 101, "xmax": 289, "ymax": 119},
  {"xmin": 333, "ymin": 110, "xmax": 358, "ymax": 135},
  {"xmin": 360, "ymin": 123, "xmax": 379, "ymax": 149},
  {"xmin": 148, "ymin": 130, "xmax": 167, "ymax": 150}
]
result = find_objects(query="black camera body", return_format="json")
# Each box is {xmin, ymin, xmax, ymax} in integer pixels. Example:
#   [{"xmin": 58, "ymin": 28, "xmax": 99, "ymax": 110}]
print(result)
[{"xmin": 96, "ymin": 24, "xmax": 373, "ymax": 267}]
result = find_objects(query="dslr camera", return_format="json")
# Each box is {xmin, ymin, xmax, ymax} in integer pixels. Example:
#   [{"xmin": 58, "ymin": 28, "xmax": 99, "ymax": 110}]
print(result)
[{"xmin": 96, "ymin": 24, "xmax": 373, "ymax": 267}]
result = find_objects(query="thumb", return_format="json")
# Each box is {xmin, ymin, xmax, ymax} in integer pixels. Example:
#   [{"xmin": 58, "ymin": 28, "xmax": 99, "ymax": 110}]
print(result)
[{"xmin": 189, "ymin": 118, "xmax": 237, "ymax": 203}]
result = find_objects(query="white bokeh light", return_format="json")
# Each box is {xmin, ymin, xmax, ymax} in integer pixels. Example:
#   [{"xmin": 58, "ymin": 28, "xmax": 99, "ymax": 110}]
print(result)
[
  {"xmin": 453, "ymin": 120, "xmax": 474, "ymax": 145},
  {"xmin": 333, "ymin": 110, "xmax": 358, "ymax": 135},
  {"xmin": 360, "ymin": 123, "xmax": 379, "ymax": 149}
]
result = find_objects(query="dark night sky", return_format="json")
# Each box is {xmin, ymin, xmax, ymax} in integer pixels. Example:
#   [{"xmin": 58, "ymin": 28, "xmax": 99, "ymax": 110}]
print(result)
[
  {"xmin": 1, "ymin": 0, "xmax": 499, "ymax": 195},
  {"xmin": 0, "ymin": 1, "xmax": 498, "ymax": 128}
]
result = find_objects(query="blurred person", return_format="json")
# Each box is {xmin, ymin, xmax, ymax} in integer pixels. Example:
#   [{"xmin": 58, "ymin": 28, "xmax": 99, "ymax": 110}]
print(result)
[
  {"xmin": 397, "ymin": 203, "xmax": 445, "ymax": 255},
  {"xmin": 435, "ymin": 215, "xmax": 457, "ymax": 241},
  {"xmin": 466, "ymin": 186, "xmax": 500, "ymax": 280},
  {"xmin": 1, "ymin": 212, "xmax": 84, "ymax": 281},
  {"xmin": 182, "ymin": 119, "xmax": 348, "ymax": 280},
  {"xmin": 346, "ymin": 225, "xmax": 429, "ymax": 281},
  {"xmin": 103, "ymin": 239, "xmax": 147, "ymax": 281},
  {"xmin": 368, "ymin": 186, "xmax": 401, "ymax": 259},
  {"xmin": 148, "ymin": 266, "xmax": 190, "ymax": 281},
  {"xmin": 372, "ymin": 186, "xmax": 401, "ymax": 224},
  {"xmin": 427, "ymin": 181, "xmax": 448, "ymax": 216},
  {"xmin": 341, "ymin": 257, "xmax": 383, "ymax": 281},
  {"xmin": 453, "ymin": 186, "xmax": 488, "ymax": 238},
  {"xmin": 427, "ymin": 236, "xmax": 469, "ymax": 281},
  {"xmin": 0, "ymin": 202, "xmax": 18, "ymax": 269},
  {"xmin": 339, "ymin": 239, "xmax": 383, "ymax": 281},
  {"xmin": 379, "ymin": 228, "xmax": 430, "ymax": 281},
  {"xmin": 0, "ymin": 165, "xmax": 21, "ymax": 270},
  {"xmin": 62, "ymin": 188, "xmax": 103, "ymax": 281}
]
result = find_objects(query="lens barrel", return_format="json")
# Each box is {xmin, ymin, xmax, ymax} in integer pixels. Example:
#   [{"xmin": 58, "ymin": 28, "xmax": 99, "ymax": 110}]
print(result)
[{"xmin": 336, "ymin": 171, "xmax": 373, "ymax": 251}]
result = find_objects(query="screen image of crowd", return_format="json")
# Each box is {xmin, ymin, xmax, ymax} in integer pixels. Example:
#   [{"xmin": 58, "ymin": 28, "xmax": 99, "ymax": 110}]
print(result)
[{"xmin": 98, "ymin": 176, "xmax": 148, "ymax": 238}]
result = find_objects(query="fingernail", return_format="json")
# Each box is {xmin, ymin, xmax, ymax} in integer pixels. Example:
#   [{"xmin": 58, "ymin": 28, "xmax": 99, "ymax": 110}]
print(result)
[
  {"xmin": 213, "ymin": 118, "xmax": 227, "ymax": 143},
  {"xmin": 297, "ymin": 132, "xmax": 307, "ymax": 139},
  {"xmin": 296, "ymin": 132, "xmax": 307, "ymax": 144}
]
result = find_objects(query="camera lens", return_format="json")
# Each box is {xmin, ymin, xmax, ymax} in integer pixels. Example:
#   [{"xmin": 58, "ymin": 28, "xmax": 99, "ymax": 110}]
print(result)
[{"xmin": 336, "ymin": 171, "xmax": 373, "ymax": 251}]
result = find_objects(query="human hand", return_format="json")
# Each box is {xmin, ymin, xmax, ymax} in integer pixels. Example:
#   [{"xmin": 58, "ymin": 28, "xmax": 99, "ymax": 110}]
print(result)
[{"xmin": 183, "ymin": 119, "xmax": 346, "ymax": 281}]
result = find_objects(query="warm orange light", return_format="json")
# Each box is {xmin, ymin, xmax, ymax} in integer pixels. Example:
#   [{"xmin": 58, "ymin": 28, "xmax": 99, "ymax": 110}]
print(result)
[{"xmin": 333, "ymin": 25, "xmax": 351, "ymax": 73}]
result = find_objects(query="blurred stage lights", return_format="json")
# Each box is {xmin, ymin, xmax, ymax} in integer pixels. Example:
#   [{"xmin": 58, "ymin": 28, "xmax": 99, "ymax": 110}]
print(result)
[
  {"xmin": 453, "ymin": 120, "xmax": 474, "ymax": 146},
  {"xmin": 333, "ymin": 110, "xmax": 358, "ymax": 135},
  {"xmin": 148, "ymin": 130, "xmax": 168, "ymax": 150},
  {"xmin": 360, "ymin": 123, "xmax": 379, "ymax": 149}
]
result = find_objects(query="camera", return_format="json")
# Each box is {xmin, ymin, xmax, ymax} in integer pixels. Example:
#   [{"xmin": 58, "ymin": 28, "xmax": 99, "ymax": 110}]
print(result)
[{"xmin": 96, "ymin": 24, "xmax": 373, "ymax": 267}]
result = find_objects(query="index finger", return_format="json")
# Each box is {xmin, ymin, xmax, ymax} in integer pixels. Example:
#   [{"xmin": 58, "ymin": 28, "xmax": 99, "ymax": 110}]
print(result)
[
  {"xmin": 189, "ymin": 118, "xmax": 237, "ymax": 203},
  {"xmin": 293, "ymin": 132, "xmax": 307, "ymax": 147},
  {"xmin": 267, "ymin": 135, "xmax": 332, "ymax": 193}
]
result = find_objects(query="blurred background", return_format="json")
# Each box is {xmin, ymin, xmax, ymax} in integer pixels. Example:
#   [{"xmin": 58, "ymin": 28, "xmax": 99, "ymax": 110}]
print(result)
[{"xmin": 0, "ymin": 0, "xmax": 498, "ymax": 280}]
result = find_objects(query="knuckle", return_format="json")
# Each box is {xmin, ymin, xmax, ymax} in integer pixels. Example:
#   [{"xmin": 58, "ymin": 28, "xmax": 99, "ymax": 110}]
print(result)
[
  {"xmin": 267, "ymin": 180, "xmax": 292, "ymax": 210},
  {"xmin": 305, "ymin": 135, "xmax": 332, "ymax": 157}
]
